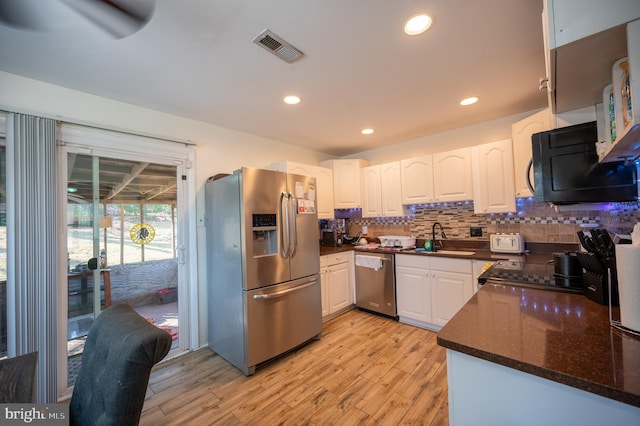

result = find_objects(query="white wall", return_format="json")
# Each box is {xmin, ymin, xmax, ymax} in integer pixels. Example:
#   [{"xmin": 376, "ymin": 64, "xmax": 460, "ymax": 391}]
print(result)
[{"xmin": 0, "ymin": 71, "xmax": 333, "ymax": 347}]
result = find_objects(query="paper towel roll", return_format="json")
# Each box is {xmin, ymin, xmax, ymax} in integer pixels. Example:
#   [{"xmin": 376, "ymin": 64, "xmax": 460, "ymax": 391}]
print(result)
[{"xmin": 615, "ymin": 245, "xmax": 640, "ymax": 332}]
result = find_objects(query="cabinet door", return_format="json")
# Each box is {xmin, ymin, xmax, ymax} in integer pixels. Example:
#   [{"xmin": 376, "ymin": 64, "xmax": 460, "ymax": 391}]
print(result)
[
  {"xmin": 433, "ymin": 148, "xmax": 473, "ymax": 202},
  {"xmin": 511, "ymin": 109, "xmax": 552, "ymax": 197},
  {"xmin": 315, "ymin": 166, "xmax": 334, "ymax": 219},
  {"xmin": 328, "ymin": 262, "xmax": 352, "ymax": 313},
  {"xmin": 320, "ymin": 266, "xmax": 330, "ymax": 318},
  {"xmin": 471, "ymin": 139, "xmax": 516, "ymax": 214},
  {"xmin": 401, "ymin": 156, "xmax": 434, "ymax": 204},
  {"xmin": 332, "ymin": 160, "xmax": 365, "ymax": 208},
  {"xmin": 361, "ymin": 165, "xmax": 381, "ymax": 218},
  {"xmin": 380, "ymin": 161, "xmax": 403, "ymax": 216},
  {"xmin": 431, "ymin": 270, "xmax": 473, "ymax": 327},
  {"xmin": 396, "ymin": 265, "xmax": 432, "ymax": 323}
]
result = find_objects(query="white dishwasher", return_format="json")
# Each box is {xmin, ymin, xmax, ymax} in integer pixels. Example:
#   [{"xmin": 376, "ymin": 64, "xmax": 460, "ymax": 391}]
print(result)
[{"xmin": 354, "ymin": 252, "xmax": 397, "ymax": 318}]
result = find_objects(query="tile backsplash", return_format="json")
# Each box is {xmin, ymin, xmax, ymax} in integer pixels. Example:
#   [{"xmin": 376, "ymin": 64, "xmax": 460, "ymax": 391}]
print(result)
[{"xmin": 337, "ymin": 198, "xmax": 640, "ymax": 244}]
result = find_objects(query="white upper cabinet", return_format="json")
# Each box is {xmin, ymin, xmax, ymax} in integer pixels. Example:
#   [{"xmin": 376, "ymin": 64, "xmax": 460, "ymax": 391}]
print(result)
[
  {"xmin": 321, "ymin": 159, "xmax": 369, "ymax": 209},
  {"xmin": 361, "ymin": 161, "xmax": 404, "ymax": 218},
  {"xmin": 544, "ymin": 0, "xmax": 640, "ymax": 50},
  {"xmin": 361, "ymin": 165, "xmax": 382, "ymax": 218},
  {"xmin": 314, "ymin": 166, "xmax": 335, "ymax": 219},
  {"xmin": 511, "ymin": 109, "xmax": 552, "ymax": 198},
  {"xmin": 433, "ymin": 147, "xmax": 473, "ymax": 202},
  {"xmin": 265, "ymin": 161, "xmax": 335, "ymax": 219},
  {"xmin": 471, "ymin": 139, "xmax": 516, "ymax": 214},
  {"xmin": 380, "ymin": 161, "xmax": 403, "ymax": 216},
  {"xmin": 401, "ymin": 156, "xmax": 435, "ymax": 204}
]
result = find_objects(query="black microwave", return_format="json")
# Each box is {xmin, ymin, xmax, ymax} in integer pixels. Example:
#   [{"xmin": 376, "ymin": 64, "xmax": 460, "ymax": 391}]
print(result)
[{"xmin": 530, "ymin": 121, "xmax": 638, "ymax": 205}]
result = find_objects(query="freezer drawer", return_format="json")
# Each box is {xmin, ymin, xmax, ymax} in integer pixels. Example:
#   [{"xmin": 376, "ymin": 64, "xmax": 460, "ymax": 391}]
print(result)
[
  {"xmin": 355, "ymin": 253, "xmax": 397, "ymax": 317},
  {"xmin": 245, "ymin": 275, "xmax": 322, "ymax": 371}
]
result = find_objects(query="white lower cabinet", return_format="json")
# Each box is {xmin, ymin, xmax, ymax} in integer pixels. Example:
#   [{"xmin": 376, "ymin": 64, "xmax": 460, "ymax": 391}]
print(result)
[
  {"xmin": 320, "ymin": 252, "xmax": 355, "ymax": 320},
  {"xmin": 395, "ymin": 254, "xmax": 473, "ymax": 330}
]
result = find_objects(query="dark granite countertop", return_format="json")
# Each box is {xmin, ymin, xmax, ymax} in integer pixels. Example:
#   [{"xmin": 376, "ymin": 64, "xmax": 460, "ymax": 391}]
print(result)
[
  {"xmin": 319, "ymin": 245, "xmax": 355, "ymax": 256},
  {"xmin": 321, "ymin": 242, "xmax": 561, "ymax": 264},
  {"xmin": 437, "ymin": 283, "xmax": 640, "ymax": 407}
]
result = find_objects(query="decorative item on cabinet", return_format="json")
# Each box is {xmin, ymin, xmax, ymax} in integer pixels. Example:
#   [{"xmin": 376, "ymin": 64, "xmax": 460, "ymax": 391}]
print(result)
[
  {"xmin": 612, "ymin": 57, "xmax": 631, "ymax": 138},
  {"xmin": 603, "ymin": 83, "xmax": 616, "ymax": 145}
]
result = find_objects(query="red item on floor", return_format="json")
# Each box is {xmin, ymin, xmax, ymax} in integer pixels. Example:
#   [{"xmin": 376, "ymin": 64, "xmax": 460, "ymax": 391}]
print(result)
[{"xmin": 159, "ymin": 326, "xmax": 178, "ymax": 340}]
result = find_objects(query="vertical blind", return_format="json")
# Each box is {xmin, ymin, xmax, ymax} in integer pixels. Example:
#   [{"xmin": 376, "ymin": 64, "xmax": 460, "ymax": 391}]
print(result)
[{"xmin": 6, "ymin": 113, "xmax": 57, "ymax": 402}]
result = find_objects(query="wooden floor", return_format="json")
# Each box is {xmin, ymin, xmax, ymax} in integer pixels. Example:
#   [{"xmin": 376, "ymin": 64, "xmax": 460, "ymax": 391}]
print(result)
[{"xmin": 140, "ymin": 309, "xmax": 448, "ymax": 425}]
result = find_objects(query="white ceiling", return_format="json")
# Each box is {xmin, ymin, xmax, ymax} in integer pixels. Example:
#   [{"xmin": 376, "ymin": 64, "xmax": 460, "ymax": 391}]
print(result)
[{"xmin": 0, "ymin": 0, "xmax": 548, "ymax": 157}]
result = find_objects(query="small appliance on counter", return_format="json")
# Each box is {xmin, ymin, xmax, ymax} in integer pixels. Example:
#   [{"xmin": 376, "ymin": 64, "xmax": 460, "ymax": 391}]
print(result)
[
  {"xmin": 320, "ymin": 218, "xmax": 349, "ymax": 246},
  {"xmin": 551, "ymin": 251, "xmax": 583, "ymax": 289},
  {"xmin": 321, "ymin": 228, "xmax": 339, "ymax": 246},
  {"xmin": 490, "ymin": 233, "xmax": 525, "ymax": 254},
  {"xmin": 378, "ymin": 235, "xmax": 416, "ymax": 249}
]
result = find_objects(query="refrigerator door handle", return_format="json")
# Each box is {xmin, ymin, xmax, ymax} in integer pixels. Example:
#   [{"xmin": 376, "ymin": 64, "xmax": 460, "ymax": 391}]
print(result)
[
  {"xmin": 279, "ymin": 191, "xmax": 289, "ymax": 258},
  {"xmin": 288, "ymin": 192, "xmax": 298, "ymax": 258},
  {"xmin": 252, "ymin": 279, "xmax": 318, "ymax": 300}
]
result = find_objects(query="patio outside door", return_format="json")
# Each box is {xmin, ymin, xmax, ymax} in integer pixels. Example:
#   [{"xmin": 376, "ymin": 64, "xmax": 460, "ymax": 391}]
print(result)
[{"xmin": 65, "ymin": 152, "xmax": 183, "ymax": 388}]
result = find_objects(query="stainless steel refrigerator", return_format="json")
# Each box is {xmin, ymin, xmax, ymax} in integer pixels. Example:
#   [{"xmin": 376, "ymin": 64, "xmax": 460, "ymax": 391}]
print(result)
[{"xmin": 205, "ymin": 167, "xmax": 321, "ymax": 375}]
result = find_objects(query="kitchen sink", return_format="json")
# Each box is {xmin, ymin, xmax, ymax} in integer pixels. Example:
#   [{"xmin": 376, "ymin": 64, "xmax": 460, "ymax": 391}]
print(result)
[{"xmin": 430, "ymin": 250, "xmax": 476, "ymax": 256}]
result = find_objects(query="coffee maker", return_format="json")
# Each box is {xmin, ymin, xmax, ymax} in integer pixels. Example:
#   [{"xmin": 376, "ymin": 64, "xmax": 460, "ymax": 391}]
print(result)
[{"xmin": 320, "ymin": 219, "xmax": 348, "ymax": 246}]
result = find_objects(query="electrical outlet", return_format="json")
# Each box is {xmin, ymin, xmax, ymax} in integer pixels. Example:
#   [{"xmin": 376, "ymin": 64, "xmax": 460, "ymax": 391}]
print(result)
[
  {"xmin": 362, "ymin": 225, "xmax": 368, "ymax": 234},
  {"xmin": 470, "ymin": 226, "xmax": 482, "ymax": 237}
]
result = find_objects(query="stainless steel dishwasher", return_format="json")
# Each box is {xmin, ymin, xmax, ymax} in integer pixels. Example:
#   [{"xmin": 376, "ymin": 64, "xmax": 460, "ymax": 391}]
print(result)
[{"xmin": 354, "ymin": 252, "xmax": 397, "ymax": 318}]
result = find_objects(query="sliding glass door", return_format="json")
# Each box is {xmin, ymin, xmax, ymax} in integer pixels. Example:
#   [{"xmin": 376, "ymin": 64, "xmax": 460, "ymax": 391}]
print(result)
[{"xmin": 57, "ymin": 125, "xmax": 196, "ymax": 396}]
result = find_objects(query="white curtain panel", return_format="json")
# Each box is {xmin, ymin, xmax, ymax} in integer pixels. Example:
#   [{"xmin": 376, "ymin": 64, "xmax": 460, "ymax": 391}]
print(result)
[{"xmin": 6, "ymin": 112, "xmax": 57, "ymax": 403}]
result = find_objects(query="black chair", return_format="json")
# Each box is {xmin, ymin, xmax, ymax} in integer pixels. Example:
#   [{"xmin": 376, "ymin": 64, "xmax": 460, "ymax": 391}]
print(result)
[
  {"xmin": 0, "ymin": 351, "xmax": 38, "ymax": 403},
  {"xmin": 70, "ymin": 303, "xmax": 172, "ymax": 426}
]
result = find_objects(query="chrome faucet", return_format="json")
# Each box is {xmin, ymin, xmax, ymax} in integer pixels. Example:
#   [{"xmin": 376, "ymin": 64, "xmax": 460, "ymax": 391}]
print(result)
[{"xmin": 431, "ymin": 222, "xmax": 447, "ymax": 251}]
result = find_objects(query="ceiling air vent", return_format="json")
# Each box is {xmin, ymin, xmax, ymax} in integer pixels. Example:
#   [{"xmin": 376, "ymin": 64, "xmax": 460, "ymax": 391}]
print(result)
[{"xmin": 253, "ymin": 29, "xmax": 304, "ymax": 63}]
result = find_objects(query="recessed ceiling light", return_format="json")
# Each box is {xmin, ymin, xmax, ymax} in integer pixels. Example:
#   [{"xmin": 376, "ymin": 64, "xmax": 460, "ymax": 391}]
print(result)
[
  {"xmin": 284, "ymin": 95, "xmax": 301, "ymax": 105},
  {"xmin": 460, "ymin": 97, "xmax": 479, "ymax": 106},
  {"xmin": 361, "ymin": 128, "xmax": 374, "ymax": 135},
  {"xmin": 404, "ymin": 14, "xmax": 433, "ymax": 35}
]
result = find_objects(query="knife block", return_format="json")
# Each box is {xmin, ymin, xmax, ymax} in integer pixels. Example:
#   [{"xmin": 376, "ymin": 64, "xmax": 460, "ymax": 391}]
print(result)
[{"xmin": 582, "ymin": 257, "xmax": 619, "ymax": 306}]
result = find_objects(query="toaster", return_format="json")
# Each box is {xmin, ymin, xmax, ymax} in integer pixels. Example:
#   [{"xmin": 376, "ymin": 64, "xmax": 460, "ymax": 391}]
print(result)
[{"xmin": 490, "ymin": 233, "xmax": 525, "ymax": 254}]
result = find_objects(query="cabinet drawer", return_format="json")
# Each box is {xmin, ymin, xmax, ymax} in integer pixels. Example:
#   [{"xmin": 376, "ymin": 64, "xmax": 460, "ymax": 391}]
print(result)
[
  {"xmin": 395, "ymin": 254, "xmax": 430, "ymax": 269},
  {"xmin": 326, "ymin": 251, "xmax": 352, "ymax": 266},
  {"xmin": 320, "ymin": 255, "xmax": 328, "ymax": 268},
  {"xmin": 430, "ymin": 257, "xmax": 472, "ymax": 274}
]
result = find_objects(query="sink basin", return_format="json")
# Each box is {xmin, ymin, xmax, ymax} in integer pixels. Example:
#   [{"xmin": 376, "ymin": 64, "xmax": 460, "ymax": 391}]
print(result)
[{"xmin": 430, "ymin": 250, "xmax": 476, "ymax": 256}]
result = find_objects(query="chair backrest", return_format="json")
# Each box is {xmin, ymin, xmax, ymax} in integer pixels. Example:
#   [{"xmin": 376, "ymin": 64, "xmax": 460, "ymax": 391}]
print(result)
[
  {"xmin": 69, "ymin": 303, "xmax": 172, "ymax": 426},
  {"xmin": 0, "ymin": 352, "xmax": 38, "ymax": 403}
]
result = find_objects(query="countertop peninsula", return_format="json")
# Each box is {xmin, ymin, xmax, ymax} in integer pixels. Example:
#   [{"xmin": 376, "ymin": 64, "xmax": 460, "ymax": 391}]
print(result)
[{"xmin": 437, "ymin": 282, "xmax": 640, "ymax": 408}]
